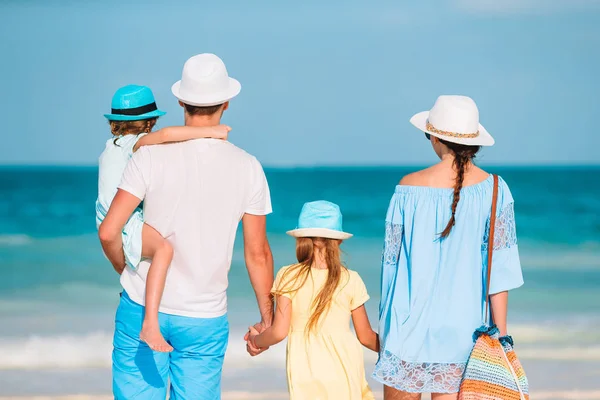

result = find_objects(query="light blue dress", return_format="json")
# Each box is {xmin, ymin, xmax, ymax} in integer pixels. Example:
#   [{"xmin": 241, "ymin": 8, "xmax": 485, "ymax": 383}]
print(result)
[
  {"xmin": 373, "ymin": 174, "xmax": 524, "ymax": 394},
  {"xmin": 96, "ymin": 134, "xmax": 146, "ymax": 270}
]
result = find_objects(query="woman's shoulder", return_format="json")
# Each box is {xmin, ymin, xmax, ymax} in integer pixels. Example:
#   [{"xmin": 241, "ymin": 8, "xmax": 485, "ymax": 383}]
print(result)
[{"xmin": 398, "ymin": 166, "xmax": 435, "ymax": 186}]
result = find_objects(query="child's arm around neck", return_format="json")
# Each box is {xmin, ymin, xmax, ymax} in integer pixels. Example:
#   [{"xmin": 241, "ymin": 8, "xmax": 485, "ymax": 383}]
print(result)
[
  {"xmin": 250, "ymin": 295, "xmax": 292, "ymax": 349},
  {"xmin": 133, "ymin": 124, "xmax": 231, "ymax": 152}
]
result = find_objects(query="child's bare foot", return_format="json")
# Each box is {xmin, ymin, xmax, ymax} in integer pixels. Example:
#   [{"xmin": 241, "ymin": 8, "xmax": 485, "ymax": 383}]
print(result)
[{"xmin": 140, "ymin": 323, "xmax": 173, "ymax": 352}]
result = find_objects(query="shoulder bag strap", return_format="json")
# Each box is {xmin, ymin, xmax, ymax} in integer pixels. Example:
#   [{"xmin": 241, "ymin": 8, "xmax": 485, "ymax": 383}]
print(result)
[{"xmin": 485, "ymin": 174, "xmax": 499, "ymax": 325}]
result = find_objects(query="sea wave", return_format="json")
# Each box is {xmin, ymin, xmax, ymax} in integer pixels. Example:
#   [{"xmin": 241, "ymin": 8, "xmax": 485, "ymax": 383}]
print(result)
[
  {"xmin": 0, "ymin": 332, "xmax": 112, "ymax": 369},
  {"xmin": 2, "ymin": 324, "xmax": 600, "ymax": 370},
  {"xmin": 0, "ymin": 330, "xmax": 287, "ymax": 370},
  {"xmin": 520, "ymin": 247, "xmax": 600, "ymax": 270},
  {"xmin": 0, "ymin": 234, "xmax": 33, "ymax": 246}
]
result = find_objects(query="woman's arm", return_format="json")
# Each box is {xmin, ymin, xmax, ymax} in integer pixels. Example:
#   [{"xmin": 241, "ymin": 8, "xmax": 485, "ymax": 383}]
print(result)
[
  {"xmin": 351, "ymin": 305, "xmax": 379, "ymax": 352},
  {"xmin": 249, "ymin": 295, "xmax": 292, "ymax": 349},
  {"xmin": 133, "ymin": 124, "xmax": 231, "ymax": 152},
  {"xmin": 490, "ymin": 291, "xmax": 508, "ymax": 336}
]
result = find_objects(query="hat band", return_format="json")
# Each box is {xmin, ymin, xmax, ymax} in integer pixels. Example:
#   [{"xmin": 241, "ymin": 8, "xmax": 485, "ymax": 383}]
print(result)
[
  {"xmin": 426, "ymin": 121, "xmax": 479, "ymax": 139},
  {"xmin": 111, "ymin": 102, "xmax": 158, "ymax": 116}
]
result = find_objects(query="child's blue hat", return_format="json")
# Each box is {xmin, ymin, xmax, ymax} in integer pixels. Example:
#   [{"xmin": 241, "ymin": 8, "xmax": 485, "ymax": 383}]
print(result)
[
  {"xmin": 104, "ymin": 85, "xmax": 166, "ymax": 121},
  {"xmin": 287, "ymin": 200, "xmax": 353, "ymax": 240}
]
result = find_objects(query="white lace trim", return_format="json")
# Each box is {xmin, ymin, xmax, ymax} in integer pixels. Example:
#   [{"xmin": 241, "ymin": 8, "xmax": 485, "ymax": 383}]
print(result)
[
  {"xmin": 382, "ymin": 222, "xmax": 403, "ymax": 265},
  {"xmin": 482, "ymin": 202, "xmax": 517, "ymax": 252},
  {"xmin": 373, "ymin": 351, "xmax": 465, "ymax": 393}
]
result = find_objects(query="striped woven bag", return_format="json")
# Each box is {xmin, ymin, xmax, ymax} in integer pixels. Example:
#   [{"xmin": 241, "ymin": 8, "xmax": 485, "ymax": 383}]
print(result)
[{"xmin": 458, "ymin": 175, "xmax": 529, "ymax": 400}]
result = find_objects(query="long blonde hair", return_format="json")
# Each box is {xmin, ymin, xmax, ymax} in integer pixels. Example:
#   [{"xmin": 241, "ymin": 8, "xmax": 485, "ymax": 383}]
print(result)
[{"xmin": 273, "ymin": 237, "xmax": 347, "ymax": 335}]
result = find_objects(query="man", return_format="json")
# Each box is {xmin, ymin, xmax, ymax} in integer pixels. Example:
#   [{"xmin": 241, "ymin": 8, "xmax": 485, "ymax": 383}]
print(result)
[{"xmin": 98, "ymin": 53, "xmax": 274, "ymax": 400}]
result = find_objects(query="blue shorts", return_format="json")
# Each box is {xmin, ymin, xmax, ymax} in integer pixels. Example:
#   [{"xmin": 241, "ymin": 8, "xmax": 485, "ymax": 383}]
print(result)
[{"xmin": 112, "ymin": 292, "xmax": 229, "ymax": 400}]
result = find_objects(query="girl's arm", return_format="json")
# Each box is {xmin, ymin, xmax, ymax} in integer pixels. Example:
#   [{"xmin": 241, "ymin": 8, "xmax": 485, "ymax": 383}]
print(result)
[
  {"xmin": 351, "ymin": 305, "xmax": 379, "ymax": 352},
  {"xmin": 249, "ymin": 295, "xmax": 292, "ymax": 349},
  {"xmin": 133, "ymin": 124, "xmax": 231, "ymax": 152}
]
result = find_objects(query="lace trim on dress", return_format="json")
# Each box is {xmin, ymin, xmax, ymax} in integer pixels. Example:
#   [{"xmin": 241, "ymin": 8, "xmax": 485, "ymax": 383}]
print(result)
[
  {"xmin": 482, "ymin": 202, "xmax": 517, "ymax": 252},
  {"xmin": 373, "ymin": 350, "xmax": 466, "ymax": 393},
  {"xmin": 382, "ymin": 222, "xmax": 403, "ymax": 265}
]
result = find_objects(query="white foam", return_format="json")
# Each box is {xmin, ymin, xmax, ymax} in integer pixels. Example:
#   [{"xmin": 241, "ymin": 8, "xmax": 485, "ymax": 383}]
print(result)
[
  {"xmin": 510, "ymin": 322, "xmax": 600, "ymax": 344},
  {"xmin": 0, "ymin": 330, "xmax": 287, "ymax": 370},
  {"xmin": 520, "ymin": 245, "xmax": 600, "ymax": 270},
  {"xmin": 519, "ymin": 346, "xmax": 600, "ymax": 361},
  {"xmin": 2, "ymin": 324, "xmax": 600, "ymax": 370},
  {"xmin": 0, "ymin": 332, "xmax": 112, "ymax": 369},
  {"xmin": 0, "ymin": 234, "xmax": 33, "ymax": 246}
]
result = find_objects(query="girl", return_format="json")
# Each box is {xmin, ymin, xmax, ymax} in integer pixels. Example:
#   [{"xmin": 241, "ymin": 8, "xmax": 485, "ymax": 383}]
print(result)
[
  {"xmin": 374, "ymin": 95, "xmax": 524, "ymax": 399},
  {"xmin": 97, "ymin": 84, "xmax": 229, "ymax": 352},
  {"xmin": 248, "ymin": 200, "xmax": 379, "ymax": 400}
]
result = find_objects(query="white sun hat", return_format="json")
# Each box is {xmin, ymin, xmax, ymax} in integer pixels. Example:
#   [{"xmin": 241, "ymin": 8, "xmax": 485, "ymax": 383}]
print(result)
[
  {"xmin": 410, "ymin": 95, "xmax": 495, "ymax": 146},
  {"xmin": 171, "ymin": 53, "xmax": 241, "ymax": 107}
]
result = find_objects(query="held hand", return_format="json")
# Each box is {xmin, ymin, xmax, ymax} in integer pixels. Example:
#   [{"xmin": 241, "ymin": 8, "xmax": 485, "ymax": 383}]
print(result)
[
  {"xmin": 243, "ymin": 321, "xmax": 268, "ymax": 341},
  {"xmin": 245, "ymin": 325, "xmax": 268, "ymax": 356}
]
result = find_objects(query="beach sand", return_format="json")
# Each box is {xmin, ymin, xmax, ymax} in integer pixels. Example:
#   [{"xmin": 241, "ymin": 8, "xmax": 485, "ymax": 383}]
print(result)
[
  {"xmin": 3, "ymin": 392, "xmax": 600, "ymax": 400},
  {"xmin": 1, "ymin": 358, "xmax": 600, "ymax": 400}
]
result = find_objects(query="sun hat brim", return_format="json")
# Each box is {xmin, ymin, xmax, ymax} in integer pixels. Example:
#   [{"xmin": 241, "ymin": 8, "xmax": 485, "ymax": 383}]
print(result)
[
  {"xmin": 410, "ymin": 111, "xmax": 495, "ymax": 147},
  {"xmin": 104, "ymin": 109, "xmax": 166, "ymax": 121},
  {"xmin": 171, "ymin": 78, "xmax": 241, "ymax": 107},
  {"xmin": 286, "ymin": 228, "xmax": 353, "ymax": 240}
]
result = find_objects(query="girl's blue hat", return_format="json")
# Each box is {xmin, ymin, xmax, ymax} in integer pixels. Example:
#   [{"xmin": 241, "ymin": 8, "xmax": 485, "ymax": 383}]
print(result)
[
  {"xmin": 286, "ymin": 200, "xmax": 353, "ymax": 240},
  {"xmin": 104, "ymin": 85, "xmax": 166, "ymax": 121}
]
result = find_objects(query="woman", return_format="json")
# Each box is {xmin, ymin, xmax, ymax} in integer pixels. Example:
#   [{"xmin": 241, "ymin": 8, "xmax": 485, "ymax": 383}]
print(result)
[{"xmin": 373, "ymin": 95, "xmax": 524, "ymax": 400}]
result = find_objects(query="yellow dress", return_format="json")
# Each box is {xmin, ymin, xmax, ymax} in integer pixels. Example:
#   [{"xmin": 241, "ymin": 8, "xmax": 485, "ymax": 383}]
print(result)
[{"xmin": 273, "ymin": 265, "xmax": 375, "ymax": 400}]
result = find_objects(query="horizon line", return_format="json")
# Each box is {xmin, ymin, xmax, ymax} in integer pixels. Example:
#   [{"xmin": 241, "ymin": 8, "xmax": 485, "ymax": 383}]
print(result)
[{"xmin": 0, "ymin": 163, "xmax": 599, "ymax": 170}]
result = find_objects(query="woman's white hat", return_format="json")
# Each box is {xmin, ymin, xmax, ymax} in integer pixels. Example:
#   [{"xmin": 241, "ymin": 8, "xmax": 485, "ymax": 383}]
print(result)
[
  {"xmin": 410, "ymin": 95, "xmax": 495, "ymax": 146},
  {"xmin": 171, "ymin": 53, "xmax": 241, "ymax": 107}
]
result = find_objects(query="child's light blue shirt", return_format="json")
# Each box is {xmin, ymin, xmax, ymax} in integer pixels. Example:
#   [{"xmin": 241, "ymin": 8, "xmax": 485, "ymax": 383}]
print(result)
[{"xmin": 96, "ymin": 134, "xmax": 145, "ymax": 269}]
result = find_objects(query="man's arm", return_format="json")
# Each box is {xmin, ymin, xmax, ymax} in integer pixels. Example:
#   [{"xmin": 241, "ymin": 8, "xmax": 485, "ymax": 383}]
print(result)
[
  {"xmin": 242, "ymin": 214, "xmax": 274, "ymax": 329},
  {"xmin": 98, "ymin": 189, "xmax": 142, "ymax": 274}
]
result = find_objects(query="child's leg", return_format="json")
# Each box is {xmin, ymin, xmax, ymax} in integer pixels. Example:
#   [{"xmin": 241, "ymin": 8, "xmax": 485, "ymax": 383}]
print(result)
[{"xmin": 139, "ymin": 223, "xmax": 174, "ymax": 352}]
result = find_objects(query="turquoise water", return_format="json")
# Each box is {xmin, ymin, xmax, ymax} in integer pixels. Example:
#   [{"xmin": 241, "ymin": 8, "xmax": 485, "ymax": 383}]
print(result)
[{"xmin": 0, "ymin": 166, "xmax": 599, "ymax": 379}]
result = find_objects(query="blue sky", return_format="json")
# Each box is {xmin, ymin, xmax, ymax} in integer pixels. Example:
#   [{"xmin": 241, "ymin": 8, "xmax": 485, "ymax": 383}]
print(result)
[{"xmin": 1, "ymin": 0, "xmax": 599, "ymax": 166}]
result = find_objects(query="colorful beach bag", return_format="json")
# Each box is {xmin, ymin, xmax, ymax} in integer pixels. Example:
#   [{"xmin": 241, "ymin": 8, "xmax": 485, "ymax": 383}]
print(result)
[{"xmin": 458, "ymin": 175, "xmax": 529, "ymax": 400}]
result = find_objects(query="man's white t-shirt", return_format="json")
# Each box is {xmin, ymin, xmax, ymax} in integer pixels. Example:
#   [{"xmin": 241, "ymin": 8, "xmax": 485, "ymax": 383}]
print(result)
[{"xmin": 118, "ymin": 139, "xmax": 272, "ymax": 318}]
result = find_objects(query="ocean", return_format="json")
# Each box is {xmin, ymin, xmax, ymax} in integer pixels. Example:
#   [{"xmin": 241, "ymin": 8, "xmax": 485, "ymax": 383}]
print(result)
[{"xmin": 0, "ymin": 166, "xmax": 599, "ymax": 397}]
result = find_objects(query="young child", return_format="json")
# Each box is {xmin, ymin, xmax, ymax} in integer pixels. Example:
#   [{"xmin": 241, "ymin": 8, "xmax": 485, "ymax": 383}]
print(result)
[
  {"xmin": 247, "ymin": 200, "xmax": 379, "ymax": 400},
  {"xmin": 97, "ymin": 84, "xmax": 229, "ymax": 352}
]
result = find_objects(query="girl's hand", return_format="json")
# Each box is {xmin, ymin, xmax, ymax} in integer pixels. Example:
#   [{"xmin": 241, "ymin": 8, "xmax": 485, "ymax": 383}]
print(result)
[
  {"xmin": 248, "ymin": 326, "xmax": 260, "ymax": 348},
  {"xmin": 246, "ymin": 326, "xmax": 262, "ymax": 356},
  {"xmin": 215, "ymin": 124, "xmax": 232, "ymax": 140}
]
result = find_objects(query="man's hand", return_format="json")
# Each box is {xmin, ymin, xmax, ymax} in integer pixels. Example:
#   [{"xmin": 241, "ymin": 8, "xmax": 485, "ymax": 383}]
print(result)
[
  {"xmin": 98, "ymin": 189, "xmax": 142, "ymax": 274},
  {"xmin": 245, "ymin": 323, "xmax": 268, "ymax": 356}
]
